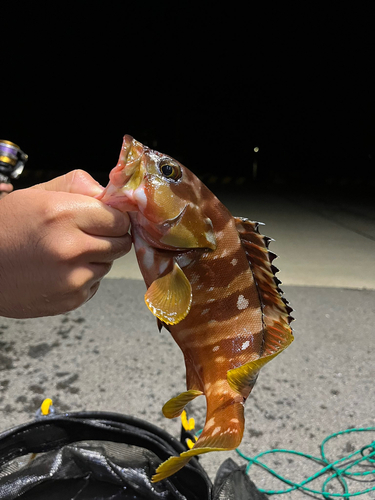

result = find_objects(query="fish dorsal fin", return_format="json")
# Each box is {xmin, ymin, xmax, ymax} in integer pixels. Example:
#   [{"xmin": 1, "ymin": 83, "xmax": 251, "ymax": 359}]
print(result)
[{"xmin": 228, "ymin": 217, "xmax": 294, "ymax": 396}]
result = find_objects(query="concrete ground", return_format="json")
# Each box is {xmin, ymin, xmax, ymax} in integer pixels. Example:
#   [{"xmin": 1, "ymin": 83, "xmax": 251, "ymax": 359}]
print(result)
[{"xmin": 1, "ymin": 186, "xmax": 374, "ymax": 498}]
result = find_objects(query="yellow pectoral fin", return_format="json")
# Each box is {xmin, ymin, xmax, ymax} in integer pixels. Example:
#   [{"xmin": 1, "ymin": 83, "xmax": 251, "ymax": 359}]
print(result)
[
  {"xmin": 145, "ymin": 262, "xmax": 192, "ymax": 325},
  {"xmin": 162, "ymin": 389, "xmax": 203, "ymax": 419},
  {"xmin": 152, "ymin": 446, "xmax": 225, "ymax": 482}
]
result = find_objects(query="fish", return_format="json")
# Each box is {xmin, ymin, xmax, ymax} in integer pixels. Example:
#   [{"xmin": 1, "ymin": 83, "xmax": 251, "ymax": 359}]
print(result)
[{"xmin": 98, "ymin": 135, "xmax": 294, "ymax": 482}]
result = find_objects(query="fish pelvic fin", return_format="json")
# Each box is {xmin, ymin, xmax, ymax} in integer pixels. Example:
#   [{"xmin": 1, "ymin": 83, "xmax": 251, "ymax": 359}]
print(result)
[
  {"xmin": 153, "ymin": 396, "xmax": 244, "ymax": 482},
  {"xmin": 145, "ymin": 261, "xmax": 192, "ymax": 325},
  {"xmin": 162, "ymin": 389, "xmax": 203, "ymax": 419}
]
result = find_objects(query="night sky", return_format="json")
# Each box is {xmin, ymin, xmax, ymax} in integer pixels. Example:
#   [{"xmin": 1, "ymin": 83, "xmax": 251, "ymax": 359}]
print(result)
[{"xmin": 1, "ymin": 2, "xmax": 374, "ymax": 191}]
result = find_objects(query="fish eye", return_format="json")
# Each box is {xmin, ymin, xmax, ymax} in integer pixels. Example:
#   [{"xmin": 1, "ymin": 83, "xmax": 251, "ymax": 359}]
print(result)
[{"xmin": 160, "ymin": 162, "xmax": 182, "ymax": 181}]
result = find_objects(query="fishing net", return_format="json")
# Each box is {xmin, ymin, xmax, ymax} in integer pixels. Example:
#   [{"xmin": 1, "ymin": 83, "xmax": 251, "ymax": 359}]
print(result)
[{"xmin": 0, "ymin": 411, "xmax": 267, "ymax": 500}]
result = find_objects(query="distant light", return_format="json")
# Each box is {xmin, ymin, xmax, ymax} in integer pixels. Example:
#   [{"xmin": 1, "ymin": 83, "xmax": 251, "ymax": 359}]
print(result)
[{"xmin": 254, "ymin": 147, "xmax": 259, "ymax": 153}]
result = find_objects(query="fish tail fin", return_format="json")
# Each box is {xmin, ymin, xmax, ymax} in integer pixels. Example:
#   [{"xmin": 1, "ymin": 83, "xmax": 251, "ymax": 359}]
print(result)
[
  {"xmin": 152, "ymin": 395, "xmax": 244, "ymax": 482},
  {"xmin": 152, "ymin": 454, "xmax": 193, "ymax": 483}
]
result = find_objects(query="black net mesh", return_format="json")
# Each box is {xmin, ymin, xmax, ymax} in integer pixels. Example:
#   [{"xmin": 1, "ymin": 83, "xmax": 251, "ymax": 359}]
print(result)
[
  {"xmin": 0, "ymin": 442, "xmax": 183, "ymax": 499},
  {"xmin": 0, "ymin": 412, "xmax": 267, "ymax": 500}
]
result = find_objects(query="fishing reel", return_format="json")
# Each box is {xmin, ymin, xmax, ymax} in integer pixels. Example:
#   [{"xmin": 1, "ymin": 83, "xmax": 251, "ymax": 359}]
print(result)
[{"xmin": 0, "ymin": 140, "xmax": 28, "ymax": 184}]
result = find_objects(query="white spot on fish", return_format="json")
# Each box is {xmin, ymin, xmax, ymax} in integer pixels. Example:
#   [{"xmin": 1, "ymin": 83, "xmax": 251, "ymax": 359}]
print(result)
[
  {"xmin": 201, "ymin": 308, "xmax": 210, "ymax": 315},
  {"xmin": 215, "ymin": 356, "xmax": 226, "ymax": 363},
  {"xmin": 190, "ymin": 273, "xmax": 200, "ymax": 284},
  {"xmin": 134, "ymin": 187, "xmax": 147, "ymax": 209},
  {"xmin": 237, "ymin": 295, "xmax": 249, "ymax": 310},
  {"xmin": 241, "ymin": 340, "xmax": 250, "ymax": 350},
  {"xmin": 212, "ymin": 426, "xmax": 221, "ymax": 436},
  {"xmin": 158, "ymin": 259, "xmax": 169, "ymax": 275},
  {"xmin": 143, "ymin": 248, "xmax": 155, "ymax": 270},
  {"xmin": 212, "ymin": 345, "xmax": 219, "ymax": 352},
  {"xmin": 230, "ymin": 418, "xmax": 239, "ymax": 423},
  {"xmin": 208, "ymin": 287, "xmax": 214, "ymax": 292},
  {"xmin": 206, "ymin": 231, "xmax": 216, "ymax": 247},
  {"xmin": 230, "ymin": 258, "xmax": 238, "ymax": 266},
  {"xmin": 177, "ymin": 254, "xmax": 193, "ymax": 268},
  {"xmin": 205, "ymin": 417, "xmax": 215, "ymax": 429}
]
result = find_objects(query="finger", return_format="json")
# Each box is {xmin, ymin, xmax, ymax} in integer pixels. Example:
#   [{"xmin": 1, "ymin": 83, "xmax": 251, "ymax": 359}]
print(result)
[
  {"xmin": 87, "ymin": 262, "xmax": 113, "ymax": 278},
  {"xmin": 0, "ymin": 183, "xmax": 13, "ymax": 194},
  {"xmin": 64, "ymin": 263, "xmax": 108, "ymax": 294},
  {"xmin": 33, "ymin": 169, "xmax": 105, "ymax": 197},
  {"xmin": 71, "ymin": 198, "xmax": 131, "ymax": 237},
  {"xmin": 41, "ymin": 190, "xmax": 130, "ymax": 237},
  {"xmin": 87, "ymin": 281, "xmax": 101, "ymax": 302},
  {"xmin": 61, "ymin": 267, "xmax": 103, "ymax": 311},
  {"xmin": 82, "ymin": 233, "xmax": 132, "ymax": 263}
]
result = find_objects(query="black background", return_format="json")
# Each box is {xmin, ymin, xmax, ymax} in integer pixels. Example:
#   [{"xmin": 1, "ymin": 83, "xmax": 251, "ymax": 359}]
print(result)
[{"xmin": 1, "ymin": 2, "xmax": 375, "ymax": 193}]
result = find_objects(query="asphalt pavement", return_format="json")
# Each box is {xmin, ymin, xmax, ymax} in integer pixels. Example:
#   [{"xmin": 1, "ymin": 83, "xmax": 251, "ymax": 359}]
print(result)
[{"xmin": 0, "ymin": 186, "xmax": 374, "ymax": 498}]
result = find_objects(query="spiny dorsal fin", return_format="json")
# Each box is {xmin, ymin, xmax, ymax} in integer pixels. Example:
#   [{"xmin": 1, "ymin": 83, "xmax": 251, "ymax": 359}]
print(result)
[
  {"xmin": 234, "ymin": 217, "xmax": 294, "ymax": 357},
  {"xmin": 226, "ymin": 217, "xmax": 294, "ymax": 396}
]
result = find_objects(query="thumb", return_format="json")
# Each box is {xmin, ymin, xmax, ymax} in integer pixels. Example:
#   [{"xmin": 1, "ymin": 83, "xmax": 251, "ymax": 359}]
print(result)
[{"xmin": 32, "ymin": 170, "xmax": 105, "ymax": 197}]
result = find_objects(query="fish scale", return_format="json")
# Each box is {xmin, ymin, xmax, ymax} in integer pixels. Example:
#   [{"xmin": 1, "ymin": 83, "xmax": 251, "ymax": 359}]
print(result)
[{"xmin": 98, "ymin": 135, "xmax": 294, "ymax": 482}]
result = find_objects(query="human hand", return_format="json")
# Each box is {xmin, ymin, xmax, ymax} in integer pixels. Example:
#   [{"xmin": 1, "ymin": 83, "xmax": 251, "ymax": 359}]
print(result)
[
  {"xmin": 0, "ymin": 182, "xmax": 13, "ymax": 200},
  {"xmin": 0, "ymin": 170, "xmax": 131, "ymax": 318}
]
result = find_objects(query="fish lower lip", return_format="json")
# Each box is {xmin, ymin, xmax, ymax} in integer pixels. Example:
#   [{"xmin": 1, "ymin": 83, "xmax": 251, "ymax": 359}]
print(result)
[
  {"xmin": 98, "ymin": 186, "xmax": 136, "ymax": 211},
  {"xmin": 109, "ymin": 197, "xmax": 137, "ymax": 211}
]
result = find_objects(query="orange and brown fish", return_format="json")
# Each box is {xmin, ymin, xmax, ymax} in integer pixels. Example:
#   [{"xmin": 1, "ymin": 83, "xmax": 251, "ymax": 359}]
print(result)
[{"xmin": 98, "ymin": 135, "xmax": 294, "ymax": 482}]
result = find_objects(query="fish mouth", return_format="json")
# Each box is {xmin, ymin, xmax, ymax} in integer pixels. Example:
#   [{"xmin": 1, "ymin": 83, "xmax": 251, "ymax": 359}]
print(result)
[
  {"xmin": 97, "ymin": 183, "xmax": 136, "ymax": 211},
  {"xmin": 113, "ymin": 135, "xmax": 145, "ymax": 187},
  {"xmin": 97, "ymin": 135, "xmax": 145, "ymax": 210}
]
